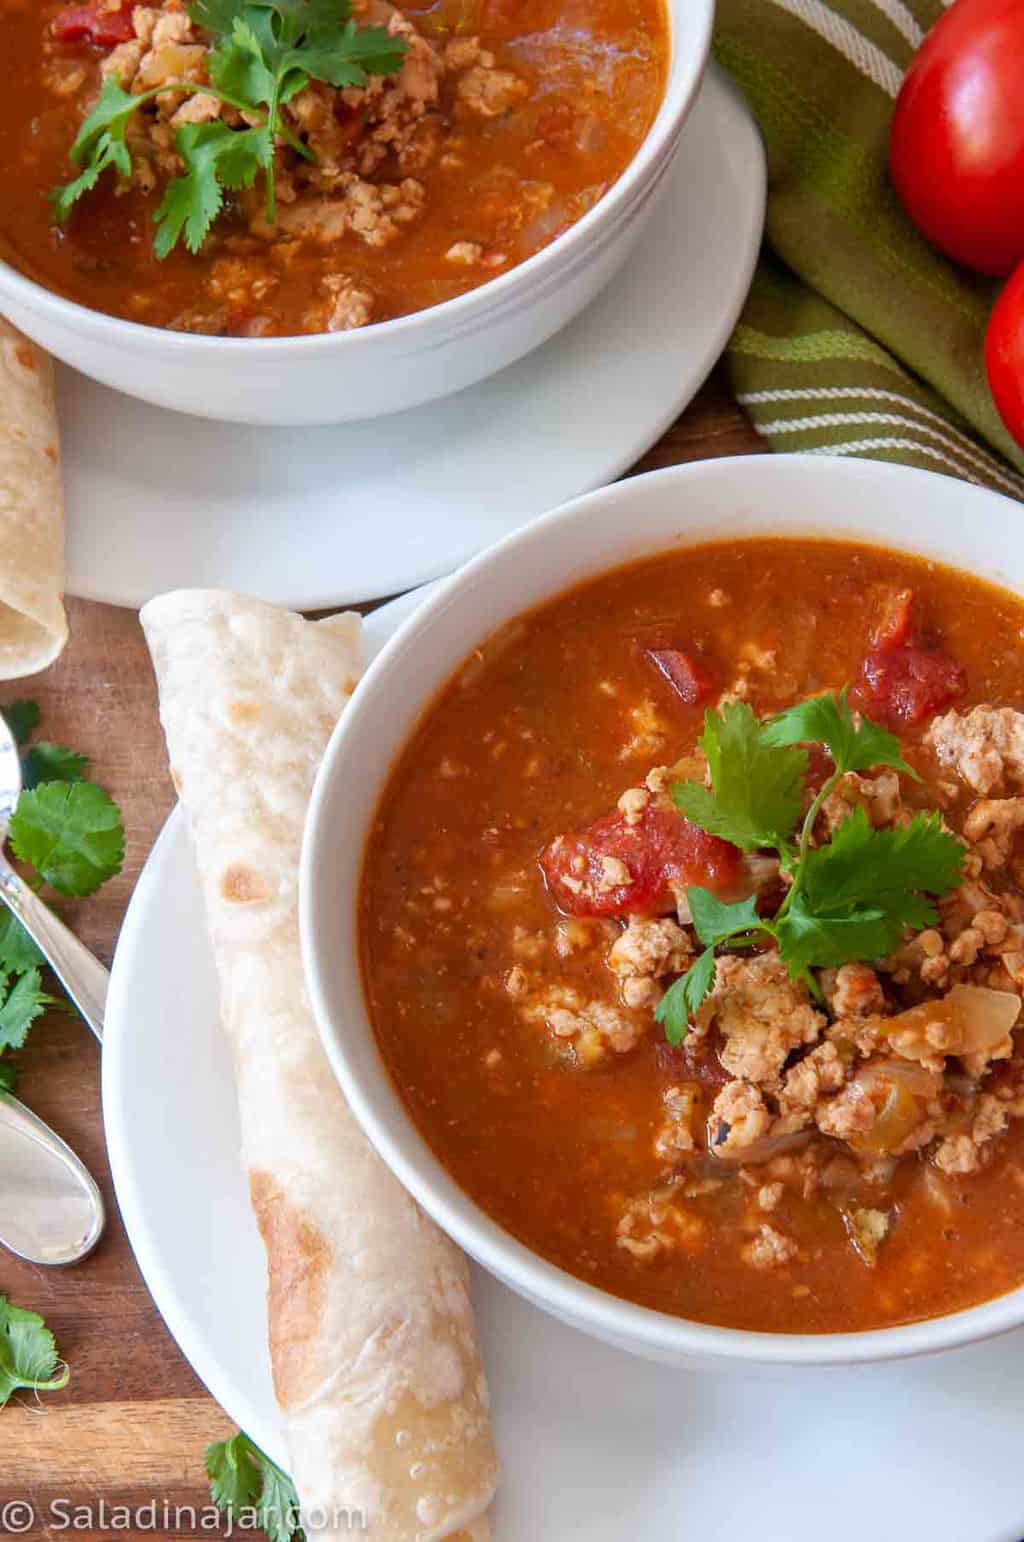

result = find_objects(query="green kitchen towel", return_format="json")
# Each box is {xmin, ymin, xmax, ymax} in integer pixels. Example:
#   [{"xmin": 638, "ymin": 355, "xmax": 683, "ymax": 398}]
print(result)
[{"xmin": 714, "ymin": 0, "xmax": 1024, "ymax": 498}]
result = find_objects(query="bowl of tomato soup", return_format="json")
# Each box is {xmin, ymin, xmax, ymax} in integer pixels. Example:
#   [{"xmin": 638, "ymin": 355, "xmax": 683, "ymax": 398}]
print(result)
[
  {"xmin": 301, "ymin": 454, "xmax": 1024, "ymax": 1368},
  {"xmin": 0, "ymin": 0, "xmax": 703, "ymax": 423}
]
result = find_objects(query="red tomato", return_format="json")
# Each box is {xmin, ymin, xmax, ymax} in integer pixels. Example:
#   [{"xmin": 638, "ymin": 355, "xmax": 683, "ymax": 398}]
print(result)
[
  {"xmin": 859, "ymin": 644, "xmax": 966, "ymax": 727},
  {"xmin": 871, "ymin": 589, "xmax": 917, "ymax": 650},
  {"xmin": 540, "ymin": 805, "xmax": 741, "ymax": 918},
  {"xmin": 643, "ymin": 647, "xmax": 716, "ymax": 707},
  {"xmin": 889, "ymin": 0, "xmax": 1024, "ymax": 276},
  {"xmin": 985, "ymin": 262, "xmax": 1024, "ymax": 449},
  {"xmin": 52, "ymin": 2, "xmax": 135, "ymax": 46}
]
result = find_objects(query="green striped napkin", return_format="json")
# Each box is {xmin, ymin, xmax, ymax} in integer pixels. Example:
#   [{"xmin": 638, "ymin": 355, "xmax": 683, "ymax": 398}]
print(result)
[{"xmin": 714, "ymin": 0, "xmax": 1024, "ymax": 499}]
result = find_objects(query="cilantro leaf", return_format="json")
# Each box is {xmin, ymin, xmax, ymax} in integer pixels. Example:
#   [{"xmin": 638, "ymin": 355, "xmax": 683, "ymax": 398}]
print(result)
[
  {"xmin": 774, "ymin": 894, "xmax": 894, "ymax": 976},
  {"xmin": 67, "ymin": 75, "xmax": 139, "ymax": 164},
  {"xmin": 51, "ymin": 131, "xmax": 132, "ymax": 222},
  {"xmin": 764, "ymin": 688, "xmax": 916, "ymax": 779},
  {"xmin": 258, "ymin": 1459, "xmax": 305, "ymax": 1542},
  {"xmin": 687, "ymin": 887, "xmax": 762, "ymax": 948},
  {"xmin": 51, "ymin": 76, "xmax": 138, "ymax": 221},
  {"xmin": 0, "ymin": 1060, "xmax": 15, "ymax": 1093},
  {"xmin": 0, "ymin": 969, "xmax": 57, "ymax": 1052},
  {"xmin": 206, "ymin": 1432, "xmax": 303, "ymax": 1542},
  {"xmin": 655, "ymin": 946, "xmax": 716, "ymax": 1046},
  {"xmin": 155, "ymin": 122, "xmax": 268, "ymax": 257},
  {"xmin": 266, "ymin": 0, "xmax": 351, "ymax": 37},
  {"xmin": 189, "ymin": 0, "xmax": 253, "ymax": 34},
  {"xmin": 208, "ymin": 16, "xmax": 278, "ymax": 104},
  {"xmin": 0, "ymin": 1296, "xmax": 69, "ymax": 1407},
  {"xmin": 3, "ymin": 701, "xmax": 39, "ymax": 747},
  {"xmin": 292, "ymin": 19, "xmax": 408, "ymax": 86},
  {"xmin": 0, "ymin": 911, "xmax": 45, "ymax": 974},
  {"xmin": 673, "ymin": 701, "xmax": 807, "ymax": 853},
  {"xmin": 207, "ymin": 1433, "xmax": 263, "ymax": 1515},
  {"xmin": 9, "ymin": 782, "xmax": 125, "ymax": 898},
  {"xmin": 774, "ymin": 807, "xmax": 964, "ymax": 973},
  {"xmin": 23, "ymin": 743, "xmax": 89, "ymax": 791},
  {"xmin": 801, "ymin": 806, "xmax": 964, "ymax": 915}
]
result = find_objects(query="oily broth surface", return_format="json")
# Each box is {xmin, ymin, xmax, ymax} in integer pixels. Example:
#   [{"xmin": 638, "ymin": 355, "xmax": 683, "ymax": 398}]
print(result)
[{"xmin": 360, "ymin": 538, "xmax": 1024, "ymax": 1332}]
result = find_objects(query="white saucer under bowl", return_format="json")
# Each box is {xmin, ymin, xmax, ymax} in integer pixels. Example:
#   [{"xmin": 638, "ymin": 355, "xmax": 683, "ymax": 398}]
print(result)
[
  {"xmin": 104, "ymin": 585, "xmax": 1024, "ymax": 1542},
  {"xmin": 60, "ymin": 66, "xmax": 765, "ymax": 610}
]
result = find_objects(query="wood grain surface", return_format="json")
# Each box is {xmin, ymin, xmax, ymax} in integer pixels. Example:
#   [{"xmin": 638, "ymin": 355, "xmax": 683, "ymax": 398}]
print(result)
[{"xmin": 0, "ymin": 370, "xmax": 762, "ymax": 1539}]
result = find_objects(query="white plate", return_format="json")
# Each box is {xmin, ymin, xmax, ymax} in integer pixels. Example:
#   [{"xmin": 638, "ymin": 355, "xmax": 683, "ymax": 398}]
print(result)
[
  {"xmin": 60, "ymin": 66, "xmax": 764, "ymax": 611},
  {"xmin": 104, "ymin": 585, "xmax": 1024, "ymax": 1542}
]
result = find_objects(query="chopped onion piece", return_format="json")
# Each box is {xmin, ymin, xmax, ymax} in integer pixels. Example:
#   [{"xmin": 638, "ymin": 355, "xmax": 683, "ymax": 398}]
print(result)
[
  {"xmin": 886, "ymin": 984, "xmax": 1020, "ymax": 1064},
  {"xmin": 709, "ymin": 1129, "xmax": 812, "ymax": 1167}
]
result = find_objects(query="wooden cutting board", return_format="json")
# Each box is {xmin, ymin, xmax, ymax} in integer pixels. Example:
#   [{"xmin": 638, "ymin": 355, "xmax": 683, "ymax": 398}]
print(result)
[{"xmin": 0, "ymin": 376, "xmax": 761, "ymax": 1540}]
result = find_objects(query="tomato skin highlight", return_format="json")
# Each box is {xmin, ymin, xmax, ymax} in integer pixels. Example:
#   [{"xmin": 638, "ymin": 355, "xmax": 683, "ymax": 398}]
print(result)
[
  {"xmin": 985, "ymin": 262, "xmax": 1024, "ymax": 450},
  {"xmin": 644, "ymin": 647, "xmax": 716, "ymax": 707},
  {"xmin": 52, "ymin": 2, "xmax": 135, "ymax": 45},
  {"xmin": 859, "ymin": 644, "xmax": 966, "ymax": 728},
  {"xmin": 872, "ymin": 589, "xmax": 917, "ymax": 650},
  {"xmin": 540, "ymin": 805, "xmax": 742, "ymax": 918},
  {"xmin": 889, "ymin": 0, "xmax": 1024, "ymax": 276}
]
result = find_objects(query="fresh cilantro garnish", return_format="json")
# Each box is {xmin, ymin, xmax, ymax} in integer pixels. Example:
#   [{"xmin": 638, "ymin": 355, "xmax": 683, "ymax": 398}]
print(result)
[
  {"xmin": 762, "ymin": 687, "xmax": 917, "ymax": 779},
  {"xmin": 3, "ymin": 701, "xmax": 40, "ymax": 748},
  {"xmin": 0, "ymin": 703, "xmax": 125, "ymax": 1089},
  {"xmin": 0, "ymin": 970, "xmax": 59, "ymax": 1052},
  {"xmin": 0, "ymin": 911, "xmax": 44, "ymax": 974},
  {"xmin": 0, "ymin": 1295, "xmax": 69, "ymax": 1407},
  {"xmin": 9, "ymin": 782, "xmax": 124, "ymax": 898},
  {"xmin": 154, "ymin": 121, "xmax": 269, "ymax": 256},
  {"xmin": 657, "ymin": 690, "xmax": 963, "ymax": 1038},
  {"xmin": 657, "ymin": 945, "xmax": 716, "ymax": 1046},
  {"xmin": 22, "ymin": 742, "xmax": 89, "ymax": 791},
  {"xmin": 50, "ymin": 76, "xmax": 136, "ymax": 224},
  {"xmin": 673, "ymin": 702, "xmax": 806, "ymax": 855},
  {"xmin": 52, "ymin": 0, "xmax": 407, "ymax": 255},
  {"xmin": 207, "ymin": 1432, "xmax": 304, "ymax": 1542},
  {"xmin": 687, "ymin": 887, "xmax": 763, "ymax": 946}
]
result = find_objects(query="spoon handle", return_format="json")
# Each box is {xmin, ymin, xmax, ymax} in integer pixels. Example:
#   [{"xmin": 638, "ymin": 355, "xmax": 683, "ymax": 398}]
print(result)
[{"xmin": 0, "ymin": 863, "xmax": 107, "ymax": 1043}]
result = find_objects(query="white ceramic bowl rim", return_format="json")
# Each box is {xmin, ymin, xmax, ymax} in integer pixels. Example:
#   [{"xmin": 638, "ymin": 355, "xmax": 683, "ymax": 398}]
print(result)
[
  {"xmin": 0, "ymin": 0, "xmax": 711, "ymax": 353},
  {"xmin": 302, "ymin": 454, "xmax": 1024, "ymax": 1368}
]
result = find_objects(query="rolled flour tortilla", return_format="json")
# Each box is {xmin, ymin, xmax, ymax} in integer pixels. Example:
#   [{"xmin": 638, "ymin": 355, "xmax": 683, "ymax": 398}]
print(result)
[
  {"xmin": 140, "ymin": 590, "xmax": 497, "ymax": 1541},
  {"xmin": 0, "ymin": 318, "xmax": 67, "ymax": 677}
]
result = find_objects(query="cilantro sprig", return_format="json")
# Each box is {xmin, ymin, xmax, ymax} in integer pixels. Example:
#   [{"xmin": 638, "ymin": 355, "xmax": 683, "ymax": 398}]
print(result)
[
  {"xmin": 656, "ymin": 691, "xmax": 964, "ymax": 1044},
  {"xmin": 0, "ymin": 702, "xmax": 125, "ymax": 1089},
  {"xmin": 51, "ymin": 0, "xmax": 408, "ymax": 256},
  {"xmin": 207, "ymin": 1432, "xmax": 304, "ymax": 1542},
  {"xmin": 0, "ymin": 1295, "xmax": 69, "ymax": 1407}
]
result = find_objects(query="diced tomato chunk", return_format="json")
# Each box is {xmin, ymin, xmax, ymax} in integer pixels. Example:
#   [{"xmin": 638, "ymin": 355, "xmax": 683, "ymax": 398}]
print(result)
[
  {"xmin": 540, "ymin": 804, "xmax": 742, "ymax": 918},
  {"xmin": 859, "ymin": 644, "xmax": 966, "ymax": 727},
  {"xmin": 644, "ymin": 647, "xmax": 716, "ymax": 707},
  {"xmin": 52, "ymin": 2, "xmax": 135, "ymax": 46},
  {"xmin": 872, "ymin": 588, "xmax": 918, "ymax": 649}
]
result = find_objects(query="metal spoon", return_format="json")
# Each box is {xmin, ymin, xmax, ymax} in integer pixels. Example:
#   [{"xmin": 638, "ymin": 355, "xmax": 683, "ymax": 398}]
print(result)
[{"xmin": 0, "ymin": 717, "xmax": 106, "ymax": 1264}]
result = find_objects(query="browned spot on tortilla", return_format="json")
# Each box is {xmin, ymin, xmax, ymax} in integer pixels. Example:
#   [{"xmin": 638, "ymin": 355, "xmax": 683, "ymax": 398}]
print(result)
[
  {"xmin": 228, "ymin": 699, "xmax": 261, "ymax": 723},
  {"xmin": 249, "ymin": 1171, "xmax": 331, "ymax": 1410},
  {"xmin": 45, "ymin": 444, "xmax": 57, "ymax": 463},
  {"xmin": 14, "ymin": 345, "xmax": 35, "ymax": 372},
  {"xmin": 342, "ymin": 677, "xmax": 357, "ymax": 697},
  {"xmin": 220, "ymin": 862, "xmax": 270, "ymax": 903}
]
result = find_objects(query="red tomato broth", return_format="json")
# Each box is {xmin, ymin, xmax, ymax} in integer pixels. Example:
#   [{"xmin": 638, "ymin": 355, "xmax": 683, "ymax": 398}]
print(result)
[{"xmin": 359, "ymin": 538, "xmax": 1024, "ymax": 1333}]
